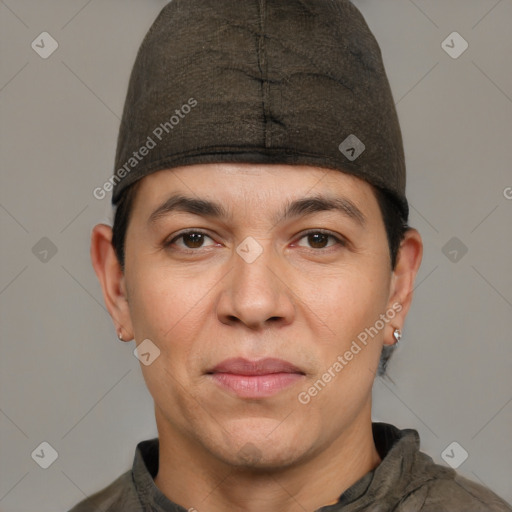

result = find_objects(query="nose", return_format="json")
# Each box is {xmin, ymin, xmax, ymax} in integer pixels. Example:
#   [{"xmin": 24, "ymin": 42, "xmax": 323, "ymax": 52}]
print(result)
[{"xmin": 216, "ymin": 240, "xmax": 296, "ymax": 330}]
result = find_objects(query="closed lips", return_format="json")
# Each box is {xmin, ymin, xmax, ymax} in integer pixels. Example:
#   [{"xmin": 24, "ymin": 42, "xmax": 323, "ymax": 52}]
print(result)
[
  {"xmin": 207, "ymin": 358, "xmax": 306, "ymax": 398},
  {"xmin": 208, "ymin": 358, "xmax": 305, "ymax": 376}
]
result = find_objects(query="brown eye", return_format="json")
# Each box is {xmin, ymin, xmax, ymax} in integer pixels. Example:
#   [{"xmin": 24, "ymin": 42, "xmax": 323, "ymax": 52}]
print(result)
[
  {"xmin": 306, "ymin": 233, "xmax": 330, "ymax": 249},
  {"xmin": 296, "ymin": 231, "xmax": 344, "ymax": 250},
  {"xmin": 167, "ymin": 231, "xmax": 216, "ymax": 250},
  {"xmin": 182, "ymin": 233, "xmax": 206, "ymax": 248}
]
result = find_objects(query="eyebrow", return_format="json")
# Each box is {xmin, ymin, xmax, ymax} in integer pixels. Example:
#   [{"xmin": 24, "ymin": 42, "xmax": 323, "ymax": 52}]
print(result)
[{"xmin": 148, "ymin": 193, "xmax": 366, "ymax": 227}]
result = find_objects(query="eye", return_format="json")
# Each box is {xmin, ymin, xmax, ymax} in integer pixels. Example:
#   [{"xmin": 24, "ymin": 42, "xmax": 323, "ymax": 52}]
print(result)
[
  {"xmin": 166, "ymin": 230, "xmax": 217, "ymax": 250},
  {"xmin": 295, "ymin": 230, "xmax": 345, "ymax": 250}
]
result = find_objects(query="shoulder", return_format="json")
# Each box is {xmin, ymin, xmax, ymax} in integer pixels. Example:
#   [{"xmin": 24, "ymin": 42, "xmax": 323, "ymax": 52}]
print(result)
[
  {"xmin": 67, "ymin": 470, "xmax": 141, "ymax": 512},
  {"xmin": 372, "ymin": 424, "xmax": 511, "ymax": 511},
  {"xmin": 402, "ymin": 455, "xmax": 512, "ymax": 511}
]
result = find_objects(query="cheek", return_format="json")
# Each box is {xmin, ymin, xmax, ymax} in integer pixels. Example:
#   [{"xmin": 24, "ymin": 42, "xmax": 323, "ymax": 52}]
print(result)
[
  {"xmin": 126, "ymin": 261, "xmax": 206, "ymax": 340},
  {"xmin": 306, "ymin": 263, "xmax": 391, "ymax": 338},
  {"xmin": 299, "ymin": 264, "xmax": 391, "ymax": 399},
  {"xmin": 124, "ymin": 262, "xmax": 220, "ymax": 390},
  {"xmin": 124, "ymin": 266, "xmax": 210, "ymax": 418}
]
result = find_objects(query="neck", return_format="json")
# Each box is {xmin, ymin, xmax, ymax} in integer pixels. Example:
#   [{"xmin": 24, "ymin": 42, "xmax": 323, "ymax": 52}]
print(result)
[{"xmin": 153, "ymin": 409, "xmax": 380, "ymax": 512}]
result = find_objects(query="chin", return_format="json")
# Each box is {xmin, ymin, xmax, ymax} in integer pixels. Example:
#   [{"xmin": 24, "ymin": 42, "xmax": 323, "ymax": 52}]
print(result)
[{"xmin": 211, "ymin": 416, "xmax": 318, "ymax": 470}]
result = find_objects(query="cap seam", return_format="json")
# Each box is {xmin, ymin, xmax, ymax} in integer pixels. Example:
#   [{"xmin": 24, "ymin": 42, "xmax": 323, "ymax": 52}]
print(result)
[{"xmin": 257, "ymin": 0, "xmax": 272, "ymax": 148}]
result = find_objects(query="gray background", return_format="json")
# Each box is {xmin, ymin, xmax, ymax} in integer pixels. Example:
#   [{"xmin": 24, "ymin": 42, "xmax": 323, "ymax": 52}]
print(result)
[{"xmin": 0, "ymin": 1, "xmax": 511, "ymax": 510}]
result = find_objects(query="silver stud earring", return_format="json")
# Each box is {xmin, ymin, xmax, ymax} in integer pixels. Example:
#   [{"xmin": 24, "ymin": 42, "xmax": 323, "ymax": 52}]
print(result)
[
  {"xmin": 118, "ymin": 331, "xmax": 124, "ymax": 341},
  {"xmin": 393, "ymin": 328, "xmax": 402, "ymax": 343}
]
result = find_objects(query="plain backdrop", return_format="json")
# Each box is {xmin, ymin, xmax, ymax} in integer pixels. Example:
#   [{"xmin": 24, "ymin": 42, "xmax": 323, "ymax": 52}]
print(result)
[{"xmin": 0, "ymin": 1, "xmax": 511, "ymax": 510}]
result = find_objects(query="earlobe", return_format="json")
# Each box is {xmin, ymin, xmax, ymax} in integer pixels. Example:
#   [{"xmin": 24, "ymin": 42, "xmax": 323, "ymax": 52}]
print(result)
[
  {"xmin": 384, "ymin": 228, "xmax": 423, "ymax": 345},
  {"xmin": 90, "ymin": 224, "xmax": 134, "ymax": 341}
]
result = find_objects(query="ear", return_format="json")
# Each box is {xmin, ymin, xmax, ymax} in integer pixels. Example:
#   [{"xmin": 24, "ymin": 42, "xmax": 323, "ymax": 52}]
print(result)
[
  {"xmin": 90, "ymin": 224, "xmax": 133, "ymax": 341},
  {"xmin": 384, "ymin": 228, "xmax": 423, "ymax": 345}
]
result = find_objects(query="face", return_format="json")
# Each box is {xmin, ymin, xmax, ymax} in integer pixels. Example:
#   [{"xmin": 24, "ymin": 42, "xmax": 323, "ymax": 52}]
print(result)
[{"xmin": 119, "ymin": 163, "xmax": 402, "ymax": 469}]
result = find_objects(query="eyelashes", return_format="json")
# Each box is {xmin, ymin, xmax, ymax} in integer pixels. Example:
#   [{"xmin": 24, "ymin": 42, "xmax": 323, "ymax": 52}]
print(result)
[{"xmin": 165, "ymin": 229, "xmax": 347, "ymax": 253}]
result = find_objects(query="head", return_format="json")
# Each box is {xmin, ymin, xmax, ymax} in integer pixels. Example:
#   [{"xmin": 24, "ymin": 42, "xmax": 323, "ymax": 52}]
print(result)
[
  {"xmin": 91, "ymin": 0, "xmax": 423, "ymax": 472},
  {"xmin": 92, "ymin": 162, "xmax": 421, "ymax": 470}
]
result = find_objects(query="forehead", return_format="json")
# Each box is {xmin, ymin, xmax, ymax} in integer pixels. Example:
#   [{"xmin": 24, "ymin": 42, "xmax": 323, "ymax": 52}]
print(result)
[{"xmin": 133, "ymin": 163, "xmax": 377, "ymax": 211}]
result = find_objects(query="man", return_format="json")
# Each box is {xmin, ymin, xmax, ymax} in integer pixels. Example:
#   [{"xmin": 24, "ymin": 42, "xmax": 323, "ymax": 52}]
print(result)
[{"xmin": 71, "ymin": 0, "xmax": 512, "ymax": 510}]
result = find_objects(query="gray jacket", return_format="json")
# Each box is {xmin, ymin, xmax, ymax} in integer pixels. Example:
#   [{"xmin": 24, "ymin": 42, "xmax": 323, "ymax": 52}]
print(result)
[{"xmin": 69, "ymin": 423, "xmax": 511, "ymax": 511}]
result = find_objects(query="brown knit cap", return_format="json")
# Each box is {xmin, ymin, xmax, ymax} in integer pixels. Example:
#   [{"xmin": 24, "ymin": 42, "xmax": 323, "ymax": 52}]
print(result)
[{"xmin": 112, "ymin": 0, "xmax": 408, "ymax": 219}]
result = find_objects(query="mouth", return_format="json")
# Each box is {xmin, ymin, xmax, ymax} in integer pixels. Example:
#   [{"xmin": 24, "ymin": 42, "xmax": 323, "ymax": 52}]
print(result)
[{"xmin": 206, "ymin": 358, "xmax": 306, "ymax": 399}]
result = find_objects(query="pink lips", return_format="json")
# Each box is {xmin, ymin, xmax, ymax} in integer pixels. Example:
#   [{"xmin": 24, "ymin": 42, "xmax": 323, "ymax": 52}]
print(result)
[{"xmin": 208, "ymin": 358, "xmax": 305, "ymax": 399}]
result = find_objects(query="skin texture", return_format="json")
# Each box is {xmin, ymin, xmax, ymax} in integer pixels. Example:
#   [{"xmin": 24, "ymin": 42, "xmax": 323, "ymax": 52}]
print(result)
[{"xmin": 91, "ymin": 163, "xmax": 423, "ymax": 512}]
